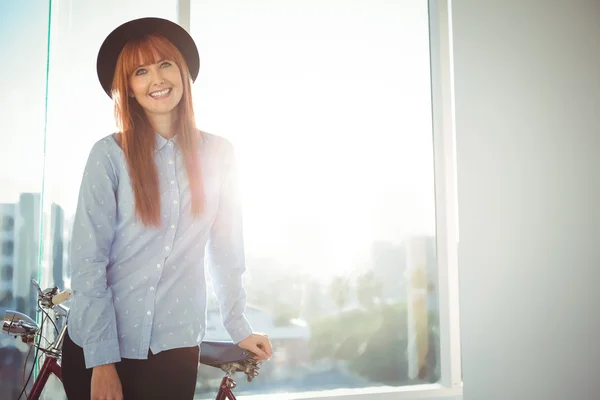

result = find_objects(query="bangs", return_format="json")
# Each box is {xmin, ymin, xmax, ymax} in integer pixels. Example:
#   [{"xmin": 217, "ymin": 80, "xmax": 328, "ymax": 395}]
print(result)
[{"xmin": 121, "ymin": 34, "xmax": 182, "ymax": 77}]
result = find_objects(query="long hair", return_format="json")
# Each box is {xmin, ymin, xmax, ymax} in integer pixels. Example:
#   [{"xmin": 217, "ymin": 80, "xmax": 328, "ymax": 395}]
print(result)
[{"xmin": 111, "ymin": 33, "xmax": 204, "ymax": 227}]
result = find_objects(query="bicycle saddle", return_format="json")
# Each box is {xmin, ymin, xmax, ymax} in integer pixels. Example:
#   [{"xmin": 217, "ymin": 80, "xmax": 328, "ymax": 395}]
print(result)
[{"xmin": 199, "ymin": 341, "xmax": 251, "ymax": 367}]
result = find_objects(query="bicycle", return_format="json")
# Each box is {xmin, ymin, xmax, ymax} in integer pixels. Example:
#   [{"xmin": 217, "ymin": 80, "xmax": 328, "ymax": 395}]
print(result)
[{"xmin": 2, "ymin": 280, "xmax": 261, "ymax": 400}]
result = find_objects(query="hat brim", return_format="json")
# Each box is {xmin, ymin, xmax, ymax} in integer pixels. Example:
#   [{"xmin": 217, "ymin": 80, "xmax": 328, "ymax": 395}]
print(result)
[{"xmin": 97, "ymin": 17, "xmax": 200, "ymax": 98}]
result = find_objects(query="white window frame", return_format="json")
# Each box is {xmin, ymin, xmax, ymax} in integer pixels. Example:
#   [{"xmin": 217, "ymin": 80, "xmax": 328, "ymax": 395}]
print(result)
[{"xmin": 179, "ymin": 0, "xmax": 462, "ymax": 398}]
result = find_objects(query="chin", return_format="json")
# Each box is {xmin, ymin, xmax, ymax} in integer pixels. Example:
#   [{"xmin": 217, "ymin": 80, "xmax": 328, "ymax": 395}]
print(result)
[{"xmin": 157, "ymin": 105, "xmax": 178, "ymax": 113}]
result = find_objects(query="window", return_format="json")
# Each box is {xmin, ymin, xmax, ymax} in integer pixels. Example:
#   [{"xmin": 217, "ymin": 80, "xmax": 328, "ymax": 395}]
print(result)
[
  {"xmin": 27, "ymin": 0, "xmax": 461, "ymax": 399},
  {"xmin": 2, "ymin": 216, "xmax": 14, "ymax": 231},
  {"xmin": 0, "ymin": 1, "xmax": 51, "ymax": 397},
  {"xmin": 189, "ymin": 0, "xmax": 461, "ymax": 399},
  {"xmin": 1, "ymin": 264, "xmax": 13, "ymax": 280},
  {"xmin": 2, "ymin": 241, "xmax": 14, "ymax": 257},
  {"xmin": 30, "ymin": 2, "xmax": 180, "ymax": 399}
]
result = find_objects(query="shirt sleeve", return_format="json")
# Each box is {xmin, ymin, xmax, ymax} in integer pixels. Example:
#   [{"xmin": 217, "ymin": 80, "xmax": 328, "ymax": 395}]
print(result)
[
  {"xmin": 69, "ymin": 141, "xmax": 121, "ymax": 368},
  {"xmin": 206, "ymin": 139, "xmax": 253, "ymax": 344}
]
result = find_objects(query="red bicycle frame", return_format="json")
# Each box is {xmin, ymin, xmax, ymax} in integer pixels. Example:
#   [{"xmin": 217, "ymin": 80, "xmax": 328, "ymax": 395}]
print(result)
[
  {"xmin": 215, "ymin": 376, "xmax": 238, "ymax": 400},
  {"xmin": 27, "ymin": 359, "xmax": 243, "ymax": 400},
  {"xmin": 28, "ymin": 356, "xmax": 62, "ymax": 400},
  {"xmin": 27, "ymin": 357, "xmax": 249, "ymax": 400}
]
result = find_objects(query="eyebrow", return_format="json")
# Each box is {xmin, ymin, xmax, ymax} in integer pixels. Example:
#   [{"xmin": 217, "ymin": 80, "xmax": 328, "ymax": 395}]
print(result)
[{"xmin": 135, "ymin": 59, "xmax": 167, "ymax": 69}]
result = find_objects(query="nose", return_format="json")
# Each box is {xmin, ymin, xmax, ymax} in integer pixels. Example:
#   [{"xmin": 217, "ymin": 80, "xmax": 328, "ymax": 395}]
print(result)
[{"xmin": 148, "ymin": 67, "xmax": 165, "ymax": 86}]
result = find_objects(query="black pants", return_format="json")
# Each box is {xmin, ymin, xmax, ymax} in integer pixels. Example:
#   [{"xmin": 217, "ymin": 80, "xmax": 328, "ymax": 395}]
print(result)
[{"xmin": 62, "ymin": 329, "xmax": 199, "ymax": 400}]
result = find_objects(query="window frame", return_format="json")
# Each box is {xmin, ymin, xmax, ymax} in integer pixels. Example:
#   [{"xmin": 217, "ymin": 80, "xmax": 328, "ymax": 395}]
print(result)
[{"xmin": 181, "ymin": 0, "xmax": 462, "ymax": 398}]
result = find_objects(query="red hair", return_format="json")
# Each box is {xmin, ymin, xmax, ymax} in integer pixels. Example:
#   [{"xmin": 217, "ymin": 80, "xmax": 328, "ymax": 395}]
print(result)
[{"xmin": 111, "ymin": 33, "xmax": 204, "ymax": 227}]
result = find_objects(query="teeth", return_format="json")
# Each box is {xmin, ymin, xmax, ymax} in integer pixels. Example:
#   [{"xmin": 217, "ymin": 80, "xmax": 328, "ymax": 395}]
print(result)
[{"xmin": 150, "ymin": 88, "xmax": 171, "ymax": 98}]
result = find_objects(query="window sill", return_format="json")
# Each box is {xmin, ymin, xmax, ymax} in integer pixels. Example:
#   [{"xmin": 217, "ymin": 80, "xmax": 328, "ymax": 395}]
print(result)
[{"xmin": 236, "ymin": 384, "xmax": 463, "ymax": 400}]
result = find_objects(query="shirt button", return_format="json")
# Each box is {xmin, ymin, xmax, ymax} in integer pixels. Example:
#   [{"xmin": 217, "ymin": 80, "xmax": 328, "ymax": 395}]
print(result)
[
  {"xmin": 170, "ymin": 180, "xmax": 175, "ymax": 184},
  {"xmin": 168, "ymin": 141, "xmax": 173, "ymax": 146},
  {"xmin": 150, "ymin": 286, "xmax": 155, "ymax": 291},
  {"xmin": 168, "ymin": 160, "xmax": 174, "ymax": 165},
  {"xmin": 165, "ymin": 246, "xmax": 170, "ymax": 251},
  {"xmin": 173, "ymin": 200, "xmax": 178, "ymax": 204},
  {"xmin": 147, "ymin": 311, "xmax": 152, "ymax": 316},
  {"xmin": 170, "ymin": 224, "xmax": 176, "ymax": 229},
  {"xmin": 156, "ymin": 264, "xmax": 161, "ymax": 269}
]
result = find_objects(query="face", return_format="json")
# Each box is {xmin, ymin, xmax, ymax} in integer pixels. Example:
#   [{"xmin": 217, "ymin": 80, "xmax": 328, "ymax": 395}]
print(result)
[{"xmin": 129, "ymin": 59, "xmax": 184, "ymax": 119}]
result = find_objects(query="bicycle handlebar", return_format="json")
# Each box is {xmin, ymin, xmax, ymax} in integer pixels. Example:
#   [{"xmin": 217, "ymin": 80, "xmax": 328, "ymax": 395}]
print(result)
[
  {"xmin": 2, "ymin": 280, "xmax": 71, "ymax": 340},
  {"xmin": 52, "ymin": 289, "xmax": 72, "ymax": 306}
]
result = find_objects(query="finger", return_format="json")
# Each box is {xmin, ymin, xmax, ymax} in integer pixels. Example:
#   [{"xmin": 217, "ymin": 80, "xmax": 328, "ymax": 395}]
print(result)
[
  {"xmin": 252, "ymin": 345, "xmax": 269, "ymax": 360},
  {"xmin": 261, "ymin": 338, "xmax": 273, "ymax": 357}
]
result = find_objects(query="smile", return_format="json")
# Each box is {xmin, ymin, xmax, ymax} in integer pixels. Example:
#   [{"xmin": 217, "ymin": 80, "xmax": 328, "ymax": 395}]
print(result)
[{"xmin": 149, "ymin": 88, "xmax": 172, "ymax": 98}]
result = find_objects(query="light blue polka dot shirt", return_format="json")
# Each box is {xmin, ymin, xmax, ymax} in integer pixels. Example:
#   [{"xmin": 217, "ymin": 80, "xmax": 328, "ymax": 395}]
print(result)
[{"xmin": 67, "ymin": 131, "xmax": 253, "ymax": 369}]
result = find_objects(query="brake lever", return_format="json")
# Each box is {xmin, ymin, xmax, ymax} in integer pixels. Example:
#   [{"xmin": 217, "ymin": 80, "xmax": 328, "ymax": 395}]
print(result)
[{"xmin": 31, "ymin": 279, "xmax": 44, "ymax": 297}]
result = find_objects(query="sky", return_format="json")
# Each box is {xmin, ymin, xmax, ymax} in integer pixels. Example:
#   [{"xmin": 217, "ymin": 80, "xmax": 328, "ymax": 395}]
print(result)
[
  {"xmin": 1, "ymin": 0, "xmax": 436, "ymax": 280},
  {"xmin": 0, "ymin": 1, "xmax": 50, "ymax": 204}
]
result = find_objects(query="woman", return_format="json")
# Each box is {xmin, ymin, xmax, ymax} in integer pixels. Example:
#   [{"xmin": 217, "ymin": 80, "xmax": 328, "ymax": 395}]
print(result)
[{"xmin": 62, "ymin": 17, "xmax": 272, "ymax": 400}]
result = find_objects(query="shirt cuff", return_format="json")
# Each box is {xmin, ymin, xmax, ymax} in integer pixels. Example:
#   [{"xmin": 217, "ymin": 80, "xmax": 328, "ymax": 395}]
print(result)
[
  {"xmin": 226, "ymin": 315, "xmax": 253, "ymax": 344},
  {"xmin": 82, "ymin": 338, "xmax": 122, "ymax": 369}
]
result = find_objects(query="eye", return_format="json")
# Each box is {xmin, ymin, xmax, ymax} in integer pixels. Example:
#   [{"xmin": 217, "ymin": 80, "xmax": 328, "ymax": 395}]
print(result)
[
  {"xmin": 160, "ymin": 61, "xmax": 172, "ymax": 68},
  {"xmin": 134, "ymin": 68, "xmax": 147, "ymax": 76}
]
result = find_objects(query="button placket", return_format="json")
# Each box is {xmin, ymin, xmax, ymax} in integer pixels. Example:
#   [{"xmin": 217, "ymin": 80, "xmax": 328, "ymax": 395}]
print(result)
[
  {"xmin": 143, "ymin": 143, "xmax": 173, "ymax": 349},
  {"xmin": 140, "ymin": 289, "xmax": 156, "ymax": 354},
  {"xmin": 164, "ymin": 145, "xmax": 179, "ymax": 259}
]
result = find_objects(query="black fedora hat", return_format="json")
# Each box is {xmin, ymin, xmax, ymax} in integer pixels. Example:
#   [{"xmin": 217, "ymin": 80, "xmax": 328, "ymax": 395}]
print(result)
[{"xmin": 96, "ymin": 17, "xmax": 200, "ymax": 98}]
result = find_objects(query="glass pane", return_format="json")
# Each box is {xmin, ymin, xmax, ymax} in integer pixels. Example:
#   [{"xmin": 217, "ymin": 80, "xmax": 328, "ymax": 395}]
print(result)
[
  {"xmin": 190, "ymin": 0, "xmax": 440, "ymax": 397},
  {"xmin": 0, "ymin": 1, "xmax": 51, "ymax": 398},
  {"xmin": 37, "ymin": 1, "xmax": 177, "ymax": 399}
]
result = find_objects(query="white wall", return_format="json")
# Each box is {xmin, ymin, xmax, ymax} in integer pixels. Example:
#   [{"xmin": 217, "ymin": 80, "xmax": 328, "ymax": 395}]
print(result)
[{"xmin": 452, "ymin": 1, "xmax": 600, "ymax": 400}]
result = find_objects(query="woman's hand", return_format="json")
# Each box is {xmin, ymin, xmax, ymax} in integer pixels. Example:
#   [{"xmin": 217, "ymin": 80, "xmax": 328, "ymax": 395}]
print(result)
[
  {"xmin": 91, "ymin": 363, "xmax": 123, "ymax": 400},
  {"xmin": 238, "ymin": 332, "xmax": 273, "ymax": 361}
]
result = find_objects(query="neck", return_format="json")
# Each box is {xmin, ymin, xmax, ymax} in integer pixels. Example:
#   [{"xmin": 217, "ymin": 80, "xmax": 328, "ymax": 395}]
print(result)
[{"xmin": 148, "ymin": 112, "xmax": 176, "ymax": 139}]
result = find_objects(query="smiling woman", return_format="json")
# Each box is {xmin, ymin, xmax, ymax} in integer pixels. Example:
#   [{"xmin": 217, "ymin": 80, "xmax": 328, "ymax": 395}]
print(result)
[{"xmin": 59, "ymin": 16, "xmax": 272, "ymax": 400}]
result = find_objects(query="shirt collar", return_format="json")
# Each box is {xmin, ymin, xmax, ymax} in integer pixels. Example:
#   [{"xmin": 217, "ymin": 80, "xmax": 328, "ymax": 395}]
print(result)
[
  {"xmin": 155, "ymin": 133, "xmax": 172, "ymax": 153},
  {"xmin": 154, "ymin": 130, "xmax": 208, "ymax": 153}
]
